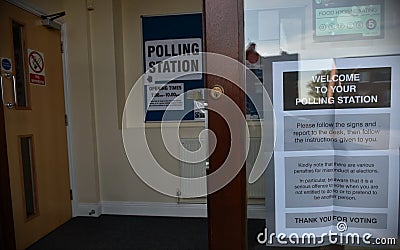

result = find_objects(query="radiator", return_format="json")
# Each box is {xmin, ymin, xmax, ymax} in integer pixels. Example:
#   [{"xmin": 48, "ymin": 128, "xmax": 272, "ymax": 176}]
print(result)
[
  {"xmin": 247, "ymin": 137, "xmax": 266, "ymax": 198},
  {"xmin": 179, "ymin": 138, "xmax": 265, "ymax": 200},
  {"xmin": 179, "ymin": 138, "xmax": 207, "ymax": 198}
]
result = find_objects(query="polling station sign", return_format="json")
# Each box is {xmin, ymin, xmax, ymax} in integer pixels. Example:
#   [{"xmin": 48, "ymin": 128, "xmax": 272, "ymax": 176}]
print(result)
[
  {"xmin": 144, "ymin": 38, "xmax": 202, "ymax": 82},
  {"xmin": 269, "ymin": 55, "xmax": 400, "ymax": 244},
  {"xmin": 142, "ymin": 13, "xmax": 203, "ymax": 122},
  {"xmin": 283, "ymin": 67, "xmax": 391, "ymax": 110}
]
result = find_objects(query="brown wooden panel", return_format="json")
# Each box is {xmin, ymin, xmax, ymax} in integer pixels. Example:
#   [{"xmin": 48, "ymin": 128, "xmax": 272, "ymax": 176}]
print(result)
[{"xmin": 203, "ymin": 0, "xmax": 247, "ymax": 249}]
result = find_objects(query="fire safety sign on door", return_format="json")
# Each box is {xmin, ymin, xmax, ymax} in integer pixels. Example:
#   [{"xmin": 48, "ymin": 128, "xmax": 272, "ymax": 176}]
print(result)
[{"xmin": 28, "ymin": 49, "xmax": 46, "ymax": 86}]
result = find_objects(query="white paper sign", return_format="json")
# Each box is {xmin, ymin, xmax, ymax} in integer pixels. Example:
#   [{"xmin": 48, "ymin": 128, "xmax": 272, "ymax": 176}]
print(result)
[
  {"xmin": 144, "ymin": 38, "xmax": 202, "ymax": 83},
  {"xmin": 271, "ymin": 56, "xmax": 400, "ymax": 239},
  {"xmin": 146, "ymin": 83, "xmax": 184, "ymax": 111}
]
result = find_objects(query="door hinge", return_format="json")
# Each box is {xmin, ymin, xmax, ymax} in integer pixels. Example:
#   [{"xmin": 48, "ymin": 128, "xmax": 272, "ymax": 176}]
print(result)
[
  {"xmin": 65, "ymin": 114, "xmax": 68, "ymax": 126},
  {"xmin": 70, "ymin": 189, "xmax": 73, "ymax": 200},
  {"xmin": 61, "ymin": 42, "xmax": 64, "ymax": 53}
]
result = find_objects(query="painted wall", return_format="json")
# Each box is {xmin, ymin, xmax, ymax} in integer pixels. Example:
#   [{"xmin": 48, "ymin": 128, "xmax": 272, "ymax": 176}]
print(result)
[
  {"xmin": 19, "ymin": 0, "xmax": 204, "ymax": 215},
  {"xmin": 18, "ymin": 0, "xmax": 102, "ymax": 206},
  {"xmin": 92, "ymin": 0, "xmax": 203, "ymax": 204}
]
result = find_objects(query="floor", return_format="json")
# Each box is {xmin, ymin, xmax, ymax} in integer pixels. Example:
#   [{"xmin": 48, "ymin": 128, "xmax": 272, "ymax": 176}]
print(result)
[
  {"xmin": 28, "ymin": 215, "xmax": 207, "ymax": 250},
  {"xmin": 28, "ymin": 215, "xmax": 377, "ymax": 250},
  {"xmin": 26, "ymin": 215, "xmax": 297, "ymax": 250}
]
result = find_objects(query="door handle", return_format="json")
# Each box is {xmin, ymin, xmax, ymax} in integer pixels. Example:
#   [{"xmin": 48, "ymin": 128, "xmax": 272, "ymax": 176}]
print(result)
[{"xmin": 4, "ymin": 73, "xmax": 17, "ymax": 109}]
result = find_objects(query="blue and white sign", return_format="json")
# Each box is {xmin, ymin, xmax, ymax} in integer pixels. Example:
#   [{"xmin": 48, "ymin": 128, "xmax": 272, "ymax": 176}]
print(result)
[
  {"xmin": 142, "ymin": 13, "xmax": 203, "ymax": 122},
  {"xmin": 1, "ymin": 57, "xmax": 12, "ymax": 72}
]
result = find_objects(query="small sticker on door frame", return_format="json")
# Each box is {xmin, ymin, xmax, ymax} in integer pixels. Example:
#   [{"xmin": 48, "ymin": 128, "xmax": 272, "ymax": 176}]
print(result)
[{"xmin": 1, "ymin": 57, "xmax": 13, "ymax": 73}]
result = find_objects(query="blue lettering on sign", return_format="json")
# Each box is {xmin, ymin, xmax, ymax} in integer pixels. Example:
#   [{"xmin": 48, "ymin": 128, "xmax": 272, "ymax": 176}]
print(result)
[{"xmin": 1, "ymin": 58, "xmax": 12, "ymax": 71}]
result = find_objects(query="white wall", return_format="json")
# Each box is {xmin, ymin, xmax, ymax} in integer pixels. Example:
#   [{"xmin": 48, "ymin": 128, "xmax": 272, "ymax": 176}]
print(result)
[
  {"xmin": 63, "ymin": 0, "xmax": 102, "ymax": 206},
  {"xmin": 15, "ymin": 0, "xmax": 102, "ymax": 205},
  {"xmin": 17, "ymin": 0, "xmax": 204, "ymax": 216},
  {"xmin": 91, "ymin": 0, "xmax": 203, "ymax": 204}
]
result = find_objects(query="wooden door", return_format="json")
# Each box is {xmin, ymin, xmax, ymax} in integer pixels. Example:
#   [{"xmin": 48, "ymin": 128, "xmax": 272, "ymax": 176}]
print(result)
[
  {"xmin": 203, "ymin": 0, "xmax": 248, "ymax": 249},
  {"xmin": 0, "ymin": 1, "xmax": 71, "ymax": 249}
]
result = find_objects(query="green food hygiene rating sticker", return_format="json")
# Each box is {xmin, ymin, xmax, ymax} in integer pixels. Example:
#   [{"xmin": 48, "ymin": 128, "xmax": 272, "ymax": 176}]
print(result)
[{"xmin": 315, "ymin": 4, "xmax": 381, "ymax": 37}]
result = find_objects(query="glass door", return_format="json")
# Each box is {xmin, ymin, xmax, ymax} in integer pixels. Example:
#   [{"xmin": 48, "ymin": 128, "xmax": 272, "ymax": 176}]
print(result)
[{"xmin": 244, "ymin": 0, "xmax": 400, "ymax": 249}]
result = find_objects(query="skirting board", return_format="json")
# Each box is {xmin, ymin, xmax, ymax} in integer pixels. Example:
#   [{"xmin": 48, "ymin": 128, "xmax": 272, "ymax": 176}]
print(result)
[{"xmin": 77, "ymin": 202, "xmax": 266, "ymax": 219}]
